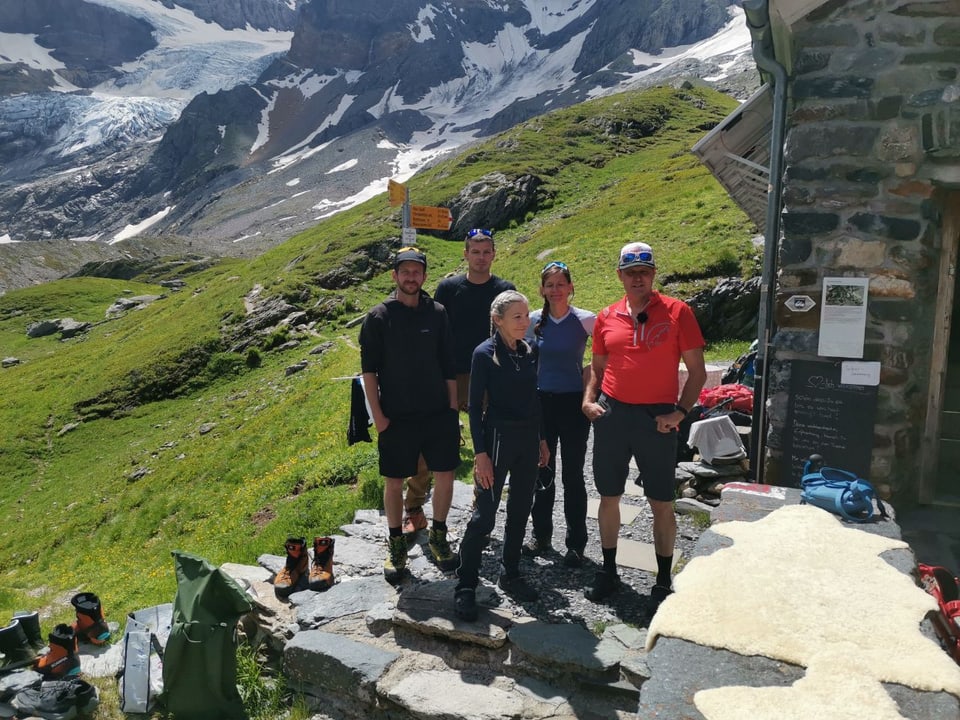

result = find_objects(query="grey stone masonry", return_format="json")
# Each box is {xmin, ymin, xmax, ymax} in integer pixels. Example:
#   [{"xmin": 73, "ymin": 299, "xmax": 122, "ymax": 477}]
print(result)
[
  {"xmin": 283, "ymin": 630, "xmax": 400, "ymax": 706},
  {"xmin": 767, "ymin": 0, "xmax": 960, "ymax": 494}
]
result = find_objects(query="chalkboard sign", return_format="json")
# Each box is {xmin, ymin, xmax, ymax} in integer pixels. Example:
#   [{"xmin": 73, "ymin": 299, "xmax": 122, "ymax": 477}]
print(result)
[{"xmin": 782, "ymin": 359, "xmax": 878, "ymax": 486}]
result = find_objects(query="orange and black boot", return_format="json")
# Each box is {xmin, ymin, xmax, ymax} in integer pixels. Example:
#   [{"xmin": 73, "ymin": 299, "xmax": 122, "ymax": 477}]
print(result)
[
  {"xmin": 12, "ymin": 611, "xmax": 45, "ymax": 652},
  {"xmin": 273, "ymin": 536, "xmax": 308, "ymax": 598},
  {"xmin": 35, "ymin": 623, "xmax": 80, "ymax": 679},
  {"xmin": 0, "ymin": 618, "xmax": 37, "ymax": 672},
  {"xmin": 70, "ymin": 592, "xmax": 111, "ymax": 645},
  {"xmin": 308, "ymin": 536, "xmax": 335, "ymax": 591}
]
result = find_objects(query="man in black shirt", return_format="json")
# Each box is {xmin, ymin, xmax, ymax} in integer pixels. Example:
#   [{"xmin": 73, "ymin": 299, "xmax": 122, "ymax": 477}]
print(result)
[
  {"xmin": 359, "ymin": 248, "xmax": 460, "ymax": 581},
  {"xmin": 434, "ymin": 229, "xmax": 516, "ymax": 409}
]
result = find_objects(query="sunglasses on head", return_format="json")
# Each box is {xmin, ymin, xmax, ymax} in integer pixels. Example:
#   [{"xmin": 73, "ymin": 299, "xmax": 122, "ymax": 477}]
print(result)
[
  {"xmin": 542, "ymin": 261, "xmax": 568, "ymax": 273},
  {"xmin": 620, "ymin": 251, "xmax": 653, "ymax": 264},
  {"xmin": 467, "ymin": 228, "xmax": 493, "ymax": 238}
]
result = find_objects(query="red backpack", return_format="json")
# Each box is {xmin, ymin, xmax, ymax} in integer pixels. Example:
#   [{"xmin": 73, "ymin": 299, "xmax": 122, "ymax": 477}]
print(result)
[{"xmin": 918, "ymin": 563, "xmax": 960, "ymax": 664}]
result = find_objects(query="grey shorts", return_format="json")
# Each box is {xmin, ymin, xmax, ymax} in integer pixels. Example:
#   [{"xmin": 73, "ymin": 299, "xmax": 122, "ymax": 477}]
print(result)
[{"xmin": 591, "ymin": 395, "xmax": 678, "ymax": 502}]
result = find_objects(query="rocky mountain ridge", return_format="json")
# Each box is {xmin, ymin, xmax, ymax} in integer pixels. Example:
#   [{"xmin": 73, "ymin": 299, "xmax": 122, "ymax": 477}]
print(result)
[{"xmin": 0, "ymin": 0, "xmax": 756, "ymax": 294}]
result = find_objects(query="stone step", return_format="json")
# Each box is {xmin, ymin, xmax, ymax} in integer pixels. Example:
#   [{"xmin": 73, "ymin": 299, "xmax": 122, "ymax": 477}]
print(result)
[
  {"xmin": 284, "ymin": 630, "xmax": 399, "ymax": 713},
  {"xmin": 393, "ymin": 578, "xmax": 512, "ymax": 649}
]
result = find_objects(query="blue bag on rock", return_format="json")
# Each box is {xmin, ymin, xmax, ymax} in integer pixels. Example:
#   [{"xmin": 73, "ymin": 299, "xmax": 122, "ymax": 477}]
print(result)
[{"xmin": 799, "ymin": 455, "xmax": 888, "ymax": 523}]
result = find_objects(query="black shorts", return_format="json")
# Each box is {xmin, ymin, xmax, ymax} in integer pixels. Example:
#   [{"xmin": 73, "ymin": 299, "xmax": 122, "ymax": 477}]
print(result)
[
  {"xmin": 591, "ymin": 396, "xmax": 677, "ymax": 502},
  {"xmin": 378, "ymin": 408, "xmax": 460, "ymax": 478}
]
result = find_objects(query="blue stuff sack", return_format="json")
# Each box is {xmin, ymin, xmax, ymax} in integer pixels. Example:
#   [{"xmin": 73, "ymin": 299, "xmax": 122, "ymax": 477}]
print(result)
[{"xmin": 799, "ymin": 455, "xmax": 888, "ymax": 523}]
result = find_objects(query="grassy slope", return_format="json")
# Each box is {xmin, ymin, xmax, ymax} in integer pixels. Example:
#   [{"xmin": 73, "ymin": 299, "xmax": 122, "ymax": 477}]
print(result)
[{"xmin": 0, "ymin": 85, "xmax": 752, "ymax": 624}]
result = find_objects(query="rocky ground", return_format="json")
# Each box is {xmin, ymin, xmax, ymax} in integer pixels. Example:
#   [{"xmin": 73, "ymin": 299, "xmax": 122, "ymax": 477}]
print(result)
[{"xmin": 397, "ymin": 425, "xmax": 708, "ymax": 631}]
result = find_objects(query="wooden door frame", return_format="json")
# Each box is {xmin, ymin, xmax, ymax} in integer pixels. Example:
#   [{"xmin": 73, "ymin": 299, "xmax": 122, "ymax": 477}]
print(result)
[{"xmin": 919, "ymin": 192, "xmax": 960, "ymax": 503}]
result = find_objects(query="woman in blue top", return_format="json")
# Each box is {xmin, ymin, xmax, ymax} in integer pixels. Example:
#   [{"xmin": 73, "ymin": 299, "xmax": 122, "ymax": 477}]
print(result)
[
  {"xmin": 454, "ymin": 290, "xmax": 549, "ymax": 621},
  {"xmin": 525, "ymin": 261, "xmax": 596, "ymax": 567}
]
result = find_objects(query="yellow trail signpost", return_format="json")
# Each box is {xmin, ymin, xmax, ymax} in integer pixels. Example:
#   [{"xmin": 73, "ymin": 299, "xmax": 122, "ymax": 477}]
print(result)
[
  {"xmin": 388, "ymin": 177, "xmax": 454, "ymax": 242},
  {"xmin": 410, "ymin": 205, "xmax": 454, "ymax": 231}
]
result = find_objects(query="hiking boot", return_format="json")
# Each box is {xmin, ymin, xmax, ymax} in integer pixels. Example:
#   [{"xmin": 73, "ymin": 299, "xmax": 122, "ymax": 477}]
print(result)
[
  {"xmin": 36, "ymin": 624, "xmax": 81, "ymax": 680},
  {"xmin": 402, "ymin": 507, "xmax": 428, "ymax": 536},
  {"xmin": 521, "ymin": 536, "xmax": 552, "ymax": 557},
  {"xmin": 70, "ymin": 593, "xmax": 111, "ymax": 645},
  {"xmin": 383, "ymin": 535, "xmax": 409, "ymax": 583},
  {"xmin": 585, "ymin": 570, "xmax": 622, "ymax": 603},
  {"xmin": 0, "ymin": 618, "xmax": 37, "ymax": 671},
  {"xmin": 308, "ymin": 536, "xmax": 335, "ymax": 592},
  {"xmin": 563, "ymin": 548, "xmax": 584, "ymax": 568},
  {"xmin": 497, "ymin": 574, "xmax": 539, "ymax": 603},
  {"xmin": 454, "ymin": 588, "xmax": 478, "ymax": 622},
  {"xmin": 428, "ymin": 527, "xmax": 458, "ymax": 571},
  {"xmin": 273, "ymin": 537, "xmax": 309, "ymax": 599},
  {"xmin": 13, "ymin": 610, "xmax": 45, "ymax": 651}
]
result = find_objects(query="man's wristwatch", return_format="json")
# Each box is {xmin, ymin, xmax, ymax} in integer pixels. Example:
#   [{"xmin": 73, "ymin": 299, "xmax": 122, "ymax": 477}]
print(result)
[{"xmin": 675, "ymin": 403, "xmax": 689, "ymax": 415}]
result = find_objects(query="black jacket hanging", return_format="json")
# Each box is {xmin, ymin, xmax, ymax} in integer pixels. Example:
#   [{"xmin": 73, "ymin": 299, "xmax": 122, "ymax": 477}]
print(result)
[{"xmin": 347, "ymin": 376, "xmax": 371, "ymax": 445}]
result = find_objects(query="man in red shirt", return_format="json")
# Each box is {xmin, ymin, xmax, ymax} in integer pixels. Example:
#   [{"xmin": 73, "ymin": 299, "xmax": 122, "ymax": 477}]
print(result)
[{"xmin": 582, "ymin": 242, "xmax": 706, "ymax": 614}]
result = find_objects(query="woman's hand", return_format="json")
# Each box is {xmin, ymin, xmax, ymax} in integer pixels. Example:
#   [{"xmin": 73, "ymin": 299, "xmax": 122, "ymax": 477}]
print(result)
[
  {"xmin": 538, "ymin": 440, "xmax": 550, "ymax": 468},
  {"xmin": 474, "ymin": 452, "xmax": 494, "ymax": 490}
]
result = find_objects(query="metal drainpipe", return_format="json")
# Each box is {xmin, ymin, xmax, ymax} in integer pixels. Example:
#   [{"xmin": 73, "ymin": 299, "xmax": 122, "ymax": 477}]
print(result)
[{"xmin": 742, "ymin": 0, "xmax": 788, "ymax": 484}]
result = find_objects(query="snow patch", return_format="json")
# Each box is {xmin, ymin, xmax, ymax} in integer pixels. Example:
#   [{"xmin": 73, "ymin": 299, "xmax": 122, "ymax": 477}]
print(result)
[
  {"xmin": 0, "ymin": 32, "xmax": 77, "ymax": 90},
  {"xmin": 521, "ymin": 0, "xmax": 596, "ymax": 36},
  {"xmin": 268, "ymin": 140, "xmax": 331, "ymax": 174},
  {"xmin": 368, "ymin": 85, "xmax": 397, "ymax": 120},
  {"xmin": 286, "ymin": 178, "xmax": 301, "ymax": 186},
  {"xmin": 0, "ymin": 234, "xmax": 16, "ymax": 244},
  {"xmin": 298, "ymin": 71, "xmax": 338, "ymax": 98},
  {"xmin": 409, "ymin": 5, "xmax": 439, "ymax": 43},
  {"xmin": 326, "ymin": 158, "xmax": 358, "ymax": 174},
  {"xmin": 612, "ymin": 6, "xmax": 750, "ymax": 91},
  {"xmin": 110, "ymin": 206, "xmax": 174, "ymax": 244},
  {"xmin": 250, "ymin": 89, "xmax": 277, "ymax": 154}
]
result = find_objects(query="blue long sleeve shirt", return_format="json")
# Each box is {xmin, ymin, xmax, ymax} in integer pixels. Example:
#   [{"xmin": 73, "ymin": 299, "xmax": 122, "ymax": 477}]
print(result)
[{"xmin": 468, "ymin": 334, "xmax": 541, "ymax": 455}]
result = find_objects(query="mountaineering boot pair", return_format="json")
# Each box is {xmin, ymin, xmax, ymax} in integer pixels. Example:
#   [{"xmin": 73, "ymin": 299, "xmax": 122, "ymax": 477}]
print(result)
[
  {"xmin": 13, "ymin": 610, "xmax": 45, "ymax": 652},
  {"xmin": 36, "ymin": 624, "xmax": 81, "ymax": 680},
  {"xmin": 274, "ymin": 537, "xmax": 309, "ymax": 598},
  {"xmin": 308, "ymin": 536, "xmax": 335, "ymax": 591},
  {"xmin": 0, "ymin": 618, "xmax": 37, "ymax": 672},
  {"xmin": 70, "ymin": 593, "xmax": 111, "ymax": 645}
]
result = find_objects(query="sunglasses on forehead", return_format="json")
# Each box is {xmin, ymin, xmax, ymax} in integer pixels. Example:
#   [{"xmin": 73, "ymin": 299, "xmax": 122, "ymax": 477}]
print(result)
[
  {"xmin": 620, "ymin": 250, "xmax": 653, "ymax": 264},
  {"xmin": 467, "ymin": 228, "xmax": 493, "ymax": 238},
  {"xmin": 542, "ymin": 261, "xmax": 568, "ymax": 272}
]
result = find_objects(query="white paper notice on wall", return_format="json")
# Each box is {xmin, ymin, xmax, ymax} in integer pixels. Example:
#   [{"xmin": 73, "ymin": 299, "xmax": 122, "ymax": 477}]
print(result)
[
  {"xmin": 818, "ymin": 277, "xmax": 869, "ymax": 358},
  {"xmin": 840, "ymin": 361, "xmax": 881, "ymax": 386}
]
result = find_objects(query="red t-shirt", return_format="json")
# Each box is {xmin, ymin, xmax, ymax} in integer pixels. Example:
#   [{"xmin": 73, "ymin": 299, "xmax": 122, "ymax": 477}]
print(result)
[{"xmin": 592, "ymin": 292, "xmax": 705, "ymax": 404}]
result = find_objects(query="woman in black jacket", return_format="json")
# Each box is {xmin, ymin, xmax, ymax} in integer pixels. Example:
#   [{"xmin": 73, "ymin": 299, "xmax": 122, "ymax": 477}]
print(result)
[{"xmin": 454, "ymin": 290, "xmax": 549, "ymax": 621}]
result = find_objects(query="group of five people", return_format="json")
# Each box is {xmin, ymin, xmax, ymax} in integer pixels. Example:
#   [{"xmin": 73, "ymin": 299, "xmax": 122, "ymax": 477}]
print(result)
[{"xmin": 358, "ymin": 229, "xmax": 706, "ymax": 621}]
